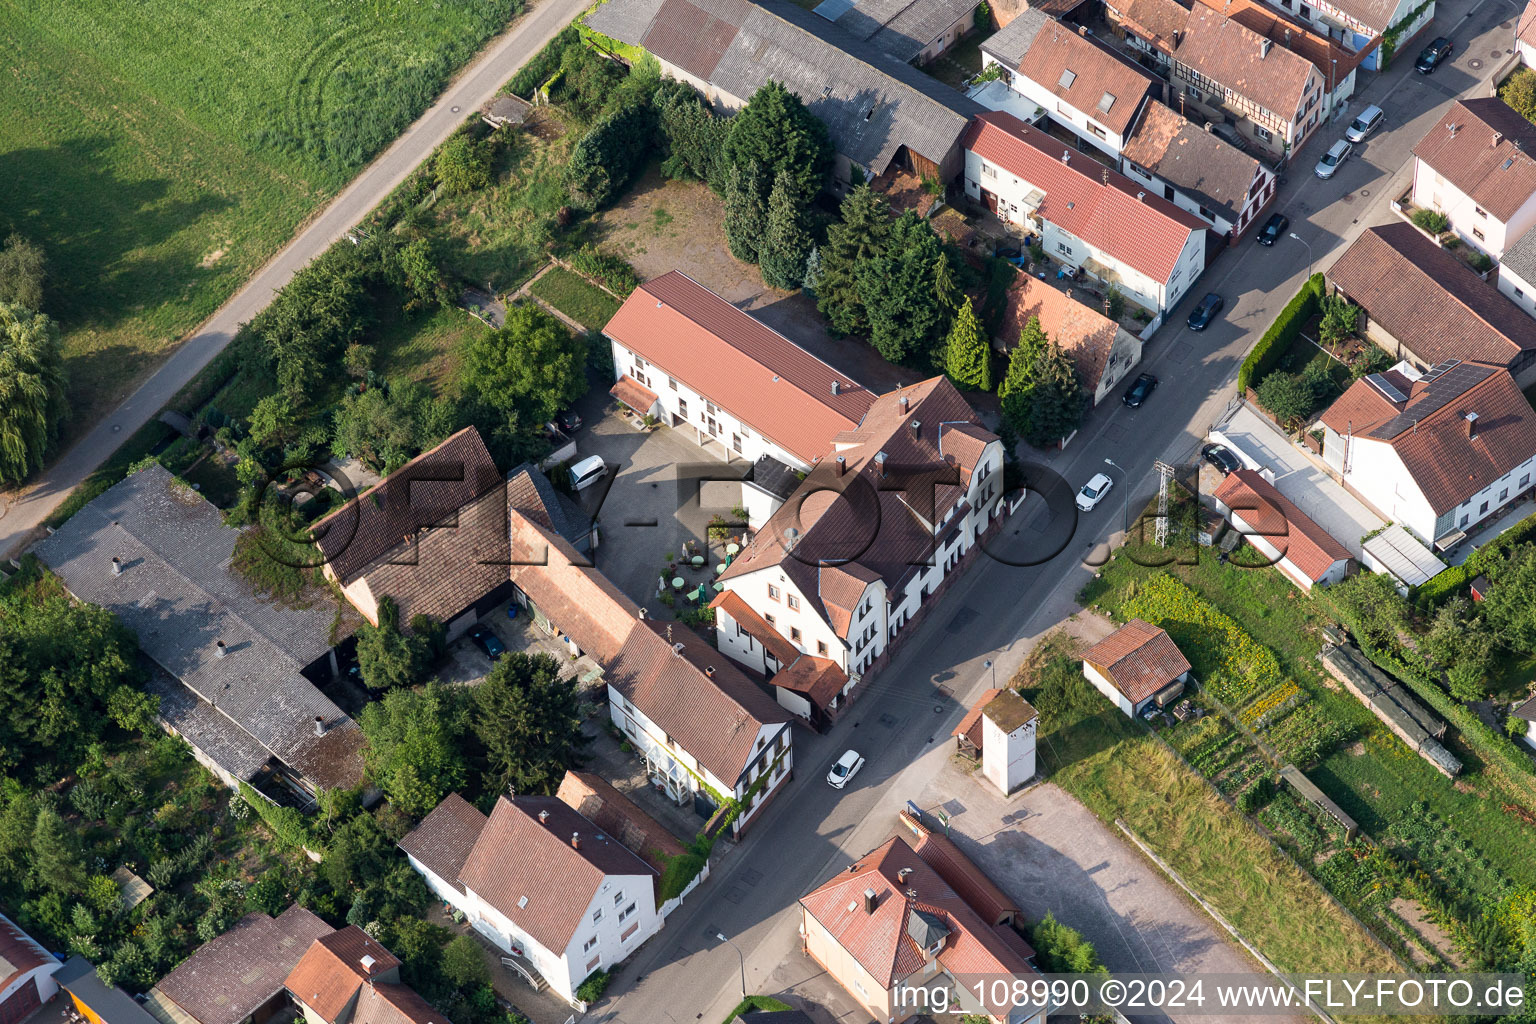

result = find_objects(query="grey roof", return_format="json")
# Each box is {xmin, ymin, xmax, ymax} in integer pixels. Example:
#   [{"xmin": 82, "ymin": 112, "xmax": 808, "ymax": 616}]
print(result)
[
  {"xmin": 56, "ymin": 956, "xmax": 165, "ymax": 1024},
  {"xmin": 750, "ymin": 454, "xmax": 804, "ymax": 500},
  {"xmin": 588, "ymin": 0, "xmax": 983, "ymax": 173},
  {"xmin": 1361, "ymin": 524, "xmax": 1446, "ymax": 589},
  {"xmin": 34, "ymin": 465, "xmax": 365, "ymax": 792},
  {"xmin": 906, "ymin": 907, "xmax": 951, "ymax": 949},
  {"xmin": 1502, "ymin": 222, "xmax": 1536, "ymax": 288},
  {"xmin": 977, "ymin": 5, "xmax": 1049, "ymax": 63},
  {"xmin": 508, "ymin": 462, "xmax": 593, "ymax": 551},
  {"xmin": 734, "ymin": 1012, "xmax": 818, "ymax": 1024},
  {"xmin": 1515, "ymin": 694, "xmax": 1536, "ymax": 721},
  {"xmin": 825, "ymin": 0, "xmax": 981, "ymax": 63},
  {"xmin": 146, "ymin": 668, "xmax": 271, "ymax": 783},
  {"xmin": 151, "ymin": 906, "xmax": 333, "ymax": 1024},
  {"xmin": 1121, "ymin": 101, "xmax": 1264, "ymax": 224}
]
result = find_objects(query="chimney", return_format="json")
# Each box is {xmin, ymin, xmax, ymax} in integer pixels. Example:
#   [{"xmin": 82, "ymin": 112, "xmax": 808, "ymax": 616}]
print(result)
[
  {"xmin": 706, "ymin": 665, "xmax": 716, "ymax": 676},
  {"xmin": 638, "ymin": 606, "xmax": 648, "ymax": 620},
  {"xmin": 1494, "ymin": 131, "xmax": 1504, "ymax": 148},
  {"xmin": 831, "ymin": 380, "xmax": 841, "ymax": 396},
  {"xmin": 1466, "ymin": 411, "xmax": 1479, "ymax": 438},
  {"xmin": 1260, "ymin": 37, "xmax": 1272, "ymax": 57},
  {"xmin": 899, "ymin": 395, "xmax": 909, "ymax": 412},
  {"xmin": 360, "ymin": 954, "xmax": 377, "ymax": 975},
  {"xmin": 863, "ymin": 888, "xmax": 879, "ymax": 914},
  {"xmin": 1137, "ymin": 191, "xmax": 1146, "ymax": 201},
  {"xmin": 1101, "ymin": 168, "xmax": 1110, "ymax": 185},
  {"xmin": 910, "ymin": 419, "xmax": 921, "ymax": 440},
  {"xmin": 539, "ymin": 809, "xmax": 550, "ymax": 825},
  {"xmin": 1060, "ymin": 150, "xmax": 1071, "ymax": 164},
  {"xmin": 898, "ymin": 867, "xmax": 913, "ymax": 882},
  {"xmin": 571, "ymin": 832, "xmax": 581, "ymax": 850},
  {"xmin": 111, "ymin": 556, "xmax": 123, "ymax": 576},
  {"xmin": 875, "ymin": 451, "xmax": 888, "ymax": 477},
  {"xmin": 214, "ymin": 640, "xmax": 227, "ymax": 659},
  {"xmin": 836, "ymin": 455, "xmax": 847, "ymax": 477},
  {"xmin": 313, "ymin": 715, "xmax": 325, "ymax": 737}
]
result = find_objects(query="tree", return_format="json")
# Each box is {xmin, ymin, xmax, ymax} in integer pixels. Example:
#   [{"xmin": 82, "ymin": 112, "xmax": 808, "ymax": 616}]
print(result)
[
  {"xmin": 250, "ymin": 245, "xmax": 370, "ymax": 401},
  {"xmin": 442, "ymin": 934, "xmax": 491, "ymax": 990},
  {"xmin": 856, "ymin": 212, "xmax": 952, "ymax": 364},
  {"xmin": 471, "ymin": 652, "xmax": 586, "ymax": 796},
  {"xmin": 435, "ymin": 133, "xmax": 491, "ymax": 197},
  {"xmin": 722, "ymin": 162, "xmax": 768, "ymax": 264},
  {"xmin": 1482, "ymin": 545, "xmax": 1536, "ymax": 654},
  {"xmin": 393, "ymin": 238, "xmax": 449, "ymax": 311},
  {"xmin": 1318, "ymin": 293, "xmax": 1362, "ymax": 345},
  {"xmin": 358, "ymin": 682, "xmax": 468, "ymax": 816},
  {"xmin": 997, "ymin": 317, "xmax": 1085, "ymax": 447},
  {"xmin": 566, "ymin": 102, "xmax": 656, "ymax": 210},
  {"xmin": 343, "ymin": 343, "xmax": 376, "ymax": 380},
  {"xmin": 1329, "ymin": 571, "xmax": 1411, "ymax": 652},
  {"xmin": 355, "ymin": 596, "xmax": 429, "ymax": 691},
  {"xmin": 759, "ymin": 172, "xmax": 815, "ymax": 291},
  {"xmin": 943, "ymin": 297, "xmax": 992, "ymax": 391},
  {"xmin": 248, "ymin": 394, "xmax": 298, "ymax": 449},
  {"xmin": 30, "ymin": 806, "xmax": 85, "ymax": 895},
  {"xmin": 815, "ymin": 186, "xmax": 891, "ymax": 335},
  {"xmin": 1501, "ymin": 66, "xmax": 1536, "ymax": 123},
  {"xmin": 0, "ymin": 235, "xmax": 46, "ymax": 311},
  {"xmin": 722, "ymin": 82, "xmax": 832, "ymax": 201},
  {"xmin": 459, "ymin": 303, "xmax": 587, "ymax": 426},
  {"xmin": 656, "ymin": 81, "xmax": 728, "ymax": 188},
  {"xmin": 1105, "ymin": 286, "xmax": 1125, "ymax": 322},
  {"xmin": 1255, "ymin": 371, "xmax": 1317, "ymax": 424},
  {"xmin": 1421, "ymin": 597, "xmax": 1497, "ymax": 701},
  {"xmin": 0, "ymin": 304, "xmax": 67, "ymax": 485},
  {"xmin": 330, "ymin": 380, "xmax": 456, "ymax": 474}
]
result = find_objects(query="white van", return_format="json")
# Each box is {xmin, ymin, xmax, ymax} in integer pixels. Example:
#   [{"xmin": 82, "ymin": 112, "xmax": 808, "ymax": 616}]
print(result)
[{"xmin": 569, "ymin": 455, "xmax": 608, "ymax": 491}]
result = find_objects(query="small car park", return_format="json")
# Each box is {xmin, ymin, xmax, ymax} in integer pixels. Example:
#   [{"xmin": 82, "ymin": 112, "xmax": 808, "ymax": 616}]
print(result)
[
  {"xmin": 569, "ymin": 454, "xmax": 608, "ymax": 491},
  {"xmin": 828, "ymin": 749, "xmax": 865, "ymax": 789},
  {"xmin": 1187, "ymin": 293, "xmax": 1224, "ymax": 331},
  {"xmin": 1076, "ymin": 472, "xmax": 1114, "ymax": 513},
  {"xmin": 1201, "ymin": 443, "xmax": 1242, "ymax": 475},
  {"xmin": 1314, "ymin": 139, "xmax": 1352, "ymax": 180},
  {"xmin": 1122, "ymin": 373, "xmax": 1159, "ymax": 408},
  {"xmin": 1345, "ymin": 104, "xmax": 1384, "ymax": 143},
  {"xmin": 1416, "ymin": 37, "xmax": 1453, "ymax": 73},
  {"xmin": 1256, "ymin": 213, "xmax": 1289, "ymax": 246}
]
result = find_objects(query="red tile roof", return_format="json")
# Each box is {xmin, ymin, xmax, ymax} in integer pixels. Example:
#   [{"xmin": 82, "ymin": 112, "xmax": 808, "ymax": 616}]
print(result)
[
  {"xmin": 910, "ymin": 829, "xmax": 1021, "ymax": 927},
  {"xmin": 999, "ymin": 18, "xmax": 1158, "ymax": 135},
  {"xmin": 1327, "ymin": 223, "xmax": 1536, "ymax": 369},
  {"xmin": 508, "ymin": 510, "xmax": 639, "ymax": 665},
  {"xmin": 800, "ymin": 837, "xmax": 1032, "ymax": 1003},
  {"xmin": 610, "ymin": 374, "xmax": 659, "ymax": 415},
  {"xmin": 1213, "ymin": 470, "xmax": 1352, "ymax": 580},
  {"xmin": 995, "ymin": 275, "xmax": 1125, "ymax": 393},
  {"xmin": 285, "ymin": 927, "xmax": 402, "ymax": 1023},
  {"xmin": 0, "ymin": 912, "xmax": 51, "ymax": 995},
  {"xmin": 1082, "ymin": 618, "xmax": 1191, "ymax": 704},
  {"xmin": 1322, "ymin": 361, "xmax": 1536, "ymax": 514},
  {"xmin": 710, "ymin": 589, "xmax": 801, "ymax": 667},
  {"xmin": 1194, "ymin": 0, "xmax": 1379, "ymax": 78},
  {"xmin": 556, "ymin": 770, "xmax": 687, "ymax": 878},
  {"xmin": 951, "ymin": 688, "xmax": 1003, "ymax": 750},
  {"xmin": 1521, "ymin": 0, "xmax": 1536, "ymax": 49},
  {"xmin": 398, "ymin": 793, "xmax": 488, "ymax": 895},
  {"xmin": 351, "ymin": 983, "xmax": 450, "ymax": 1024},
  {"xmin": 962, "ymin": 112, "xmax": 1204, "ymax": 283},
  {"xmin": 602, "ymin": 272, "xmax": 877, "ymax": 464},
  {"xmin": 1112, "ymin": 0, "xmax": 1188, "ymax": 48},
  {"xmin": 1413, "ymin": 99, "xmax": 1536, "ymax": 223},
  {"xmin": 770, "ymin": 654, "xmax": 848, "ymax": 710},
  {"xmin": 1172, "ymin": 5, "xmax": 1319, "ymax": 119},
  {"xmin": 457, "ymin": 796, "xmax": 656, "ymax": 953}
]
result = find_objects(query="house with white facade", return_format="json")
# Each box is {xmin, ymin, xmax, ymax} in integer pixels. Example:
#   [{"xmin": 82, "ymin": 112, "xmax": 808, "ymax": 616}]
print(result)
[
  {"xmin": 994, "ymin": 274, "xmax": 1142, "ymax": 403},
  {"xmin": 400, "ymin": 793, "xmax": 665, "ymax": 1006},
  {"xmin": 1082, "ymin": 619, "xmax": 1191, "ymax": 717},
  {"xmin": 715, "ymin": 378, "xmax": 1005, "ymax": 716},
  {"xmin": 1514, "ymin": 694, "xmax": 1536, "ymax": 750},
  {"xmin": 1498, "ymin": 223, "xmax": 1536, "ymax": 320},
  {"xmin": 1518, "ymin": 0, "xmax": 1536, "ymax": 65},
  {"xmin": 1250, "ymin": 0, "xmax": 1429, "ymax": 70},
  {"xmin": 976, "ymin": 8, "xmax": 1161, "ymax": 160},
  {"xmin": 1319, "ymin": 360, "xmax": 1536, "ymax": 550},
  {"xmin": 1411, "ymin": 99, "xmax": 1536, "ymax": 260},
  {"xmin": 962, "ymin": 110, "xmax": 1207, "ymax": 314},
  {"xmin": 1121, "ymin": 99, "xmax": 1277, "ymax": 240},
  {"xmin": 603, "ymin": 271, "xmax": 878, "ymax": 471},
  {"xmin": 1213, "ymin": 469, "xmax": 1353, "ymax": 591}
]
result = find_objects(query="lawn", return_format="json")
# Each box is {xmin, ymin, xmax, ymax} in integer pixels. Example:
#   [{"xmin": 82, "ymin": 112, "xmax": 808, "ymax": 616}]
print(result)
[
  {"xmin": 530, "ymin": 267, "xmax": 622, "ymax": 330},
  {"xmin": 0, "ymin": 0, "xmax": 519, "ymax": 449}
]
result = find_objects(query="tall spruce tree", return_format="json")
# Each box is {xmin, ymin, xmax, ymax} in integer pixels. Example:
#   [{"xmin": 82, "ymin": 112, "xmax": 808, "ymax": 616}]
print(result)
[
  {"xmin": 722, "ymin": 81, "xmax": 833, "ymax": 199},
  {"xmin": 855, "ymin": 212, "xmax": 952, "ymax": 365},
  {"xmin": 998, "ymin": 316, "xmax": 1085, "ymax": 446},
  {"xmin": 723, "ymin": 162, "xmax": 768, "ymax": 264},
  {"xmin": 815, "ymin": 186, "xmax": 891, "ymax": 335},
  {"xmin": 943, "ymin": 297, "xmax": 992, "ymax": 390},
  {"xmin": 759, "ymin": 171, "xmax": 816, "ymax": 291}
]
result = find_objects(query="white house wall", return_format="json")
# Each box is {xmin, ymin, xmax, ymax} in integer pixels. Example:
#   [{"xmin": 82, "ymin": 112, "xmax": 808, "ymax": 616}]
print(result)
[
  {"xmin": 981, "ymin": 715, "xmax": 1037, "ymax": 793},
  {"xmin": 980, "ymin": 53, "xmax": 1131, "ymax": 160},
  {"xmin": 1082, "ymin": 661, "xmax": 1137, "ymax": 717},
  {"xmin": 1498, "ymin": 261, "xmax": 1536, "ymax": 320},
  {"xmin": 1412, "ymin": 157, "xmax": 1536, "ymax": 258}
]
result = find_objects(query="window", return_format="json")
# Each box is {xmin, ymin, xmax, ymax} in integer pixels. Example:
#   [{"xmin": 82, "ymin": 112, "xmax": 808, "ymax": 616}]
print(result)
[
  {"xmin": 614, "ymin": 891, "xmax": 625, "ymax": 905},
  {"xmin": 668, "ymin": 376, "xmax": 678, "ymax": 390},
  {"xmin": 980, "ymin": 162, "xmax": 997, "ymax": 180},
  {"xmin": 593, "ymin": 909, "xmax": 603, "ymax": 923},
  {"xmin": 1522, "ymin": 474, "xmax": 1531, "ymax": 489},
  {"xmin": 634, "ymin": 370, "xmax": 650, "ymax": 388},
  {"xmin": 1461, "ymin": 514, "xmax": 1470, "ymax": 528},
  {"xmin": 1255, "ymin": 125, "xmax": 1273, "ymax": 142},
  {"xmin": 1056, "ymin": 241, "xmax": 1073, "ymax": 257},
  {"xmin": 1473, "ymin": 227, "xmax": 1486, "ymax": 241},
  {"xmin": 1087, "ymin": 120, "xmax": 1107, "ymax": 139},
  {"xmin": 618, "ymin": 902, "xmax": 638, "ymax": 923},
  {"xmin": 854, "ymin": 980, "xmax": 867, "ymax": 997},
  {"xmin": 1187, "ymin": 86, "xmax": 1203, "ymax": 102},
  {"xmin": 768, "ymin": 585, "xmax": 781, "ymax": 601},
  {"xmin": 678, "ymin": 397, "xmax": 688, "ymax": 418},
  {"xmin": 791, "ymin": 626, "xmax": 802, "ymax": 642},
  {"xmin": 1476, "ymin": 205, "xmax": 1488, "ymax": 218},
  {"xmin": 1481, "ymin": 501, "xmax": 1490, "ymax": 515},
  {"xmin": 787, "ymin": 594, "xmax": 800, "ymax": 611},
  {"xmin": 817, "ymin": 640, "xmax": 828, "ymax": 656},
  {"xmin": 634, "ymin": 356, "xmax": 647, "ymax": 370},
  {"xmin": 732, "ymin": 434, "xmax": 742, "ymax": 454},
  {"xmin": 587, "ymin": 955, "xmax": 601, "ymax": 972},
  {"xmin": 1517, "ymin": 287, "xmax": 1526, "ymax": 298},
  {"xmin": 583, "ymin": 937, "xmax": 598, "ymax": 952},
  {"xmin": 1501, "ymin": 488, "xmax": 1510, "ymax": 503},
  {"xmin": 765, "ymin": 613, "xmax": 775, "ymax": 625}
]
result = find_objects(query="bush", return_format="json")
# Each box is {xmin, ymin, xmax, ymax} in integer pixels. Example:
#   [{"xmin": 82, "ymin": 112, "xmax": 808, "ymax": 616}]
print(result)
[
  {"xmin": 566, "ymin": 102, "xmax": 656, "ymax": 210},
  {"xmin": 507, "ymin": 26, "xmax": 579, "ymax": 97},
  {"xmin": 237, "ymin": 783, "xmax": 317, "ymax": 854},
  {"xmin": 1468, "ymin": 250, "xmax": 1494, "ymax": 274},
  {"xmin": 565, "ymin": 244, "xmax": 640, "ymax": 296},
  {"xmin": 1410, "ymin": 208, "xmax": 1449, "ymax": 234},
  {"xmin": 576, "ymin": 969, "xmax": 611, "ymax": 1004},
  {"xmin": 1412, "ymin": 509, "xmax": 1536, "ymax": 608},
  {"xmin": 1237, "ymin": 776, "xmax": 1276, "ymax": 814},
  {"xmin": 1237, "ymin": 274, "xmax": 1324, "ymax": 392}
]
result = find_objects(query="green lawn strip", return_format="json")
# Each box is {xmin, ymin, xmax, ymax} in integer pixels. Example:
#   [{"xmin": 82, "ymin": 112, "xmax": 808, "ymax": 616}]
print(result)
[
  {"xmin": 719, "ymin": 997, "xmax": 792, "ymax": 1024},
  {"xmin": 530, "ymin": 267, "xmax": 623, "ymax": 330}
]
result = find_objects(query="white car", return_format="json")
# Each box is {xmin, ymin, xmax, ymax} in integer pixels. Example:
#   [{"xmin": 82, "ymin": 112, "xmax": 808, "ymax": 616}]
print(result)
[
  {"xmin": 1314, "ymin": 139, "xmax": 1352, "ymax": 179},
  {"xmin": 568, "ymin": 455, "xmax": 608, "ymax": 491},
  {"xmin": 827, "ymin": 749, "xmax": 865, "ymax": 789},
  {"xmin": 1076, "ymin": 472, "xmax": 1113, "ymax": 512},
  {"xmin": 1344, "ymin": 104, "xmax": 1384, "ymax": 143}
]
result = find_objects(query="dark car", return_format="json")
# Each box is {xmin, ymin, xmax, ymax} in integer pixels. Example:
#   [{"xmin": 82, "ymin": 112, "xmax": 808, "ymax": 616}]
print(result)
[
  {"xmin": 467, "ymin": 624, "xmax": 506, "ymax": 661},
  {"xmin": 1416, "ymin": 37, "xmax": 1453, "ymax": 73},
  {"xmin": 555, "ymin": 409, "xmax": 583, "ymax": 433},
  {"xmin": 1201, "ymin": 443, "xmax": 1242, "ymax": 475},
  {"xmin": 1187, "ymin": 292, "xmax": 1225, "ymax": 331},
  {"xmin": 1122, "ymin": 372, "xmax": 1159, "ymax": 408},
  {"xmin": 1256, "ymin": 213, "xmax": 1289, "ymax": 246}
]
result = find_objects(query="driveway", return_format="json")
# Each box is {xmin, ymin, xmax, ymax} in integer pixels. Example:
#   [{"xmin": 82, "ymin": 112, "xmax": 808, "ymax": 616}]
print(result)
[
  {"xmin": 0, "ymin": 0, "xmax": 592, "ymax": 559},
  {"xmin": 1212, "ymin": 403, "xmax": 1384, "ymax": 556}
]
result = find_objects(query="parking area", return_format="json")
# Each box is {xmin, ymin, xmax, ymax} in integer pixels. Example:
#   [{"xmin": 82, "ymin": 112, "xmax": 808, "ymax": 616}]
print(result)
[
  {"xmin": 438, "ymin": 599, "xmax": 607, "ymax": 688},
  {"xmin": 1212, "ymin": 403, "xmax": 1384, "ymax": 557}
]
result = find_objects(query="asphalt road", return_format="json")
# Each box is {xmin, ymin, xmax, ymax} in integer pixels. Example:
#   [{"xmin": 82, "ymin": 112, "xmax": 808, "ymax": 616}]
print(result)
[
  {"xmin": 0, "ymin": 0, "xmax": 591, "ymax": 559},
  {"xmin": 592, "ymin": 2, "xmax": 1529, "ymax": 1021}
]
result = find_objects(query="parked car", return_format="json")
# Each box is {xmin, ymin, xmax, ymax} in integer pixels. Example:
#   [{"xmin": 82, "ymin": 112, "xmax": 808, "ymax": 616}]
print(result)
[
  {"xmin": 1314, "ymin": 139, "xmax": 1352, "ymax": 180},
  {"xmin": 1201, "ymin": 443, "xmax": 1242, "ymax": 475},
  {"xmin": 1256, "ymin": 213, "xmax": 1289, "ymax": 246},
  {"xmin": 467, "ymin": 624, "xmax": 506, "ymax": 661},
  {"xmin": 1187, "ymin": 292, "xmax": 1224, "ymax": 331},
  {"xmin": 827, "ymin": 749, "xmax": 865, "ymax": 789},
  {"xmin": 555, "ymin": 410, "xmax": 583, "ymax": 433},
  {"xmin": 1076, "ymin": 472, "xmax": 1114, "ymax": 513},
  {"xmin": 1123, "ymin": 372, "xmax": 1159, "ymax": 408},
  {"xmin": 1345, "ymin": 104, "xmax": 1385, "ymax": 143},
  {"xmin": 1416, "ymin": 37, "xmax": 1454, "ymax": 73},
  {"xmin": 569, "ymin": 455, "xmax": 608, "ymax": 491}
]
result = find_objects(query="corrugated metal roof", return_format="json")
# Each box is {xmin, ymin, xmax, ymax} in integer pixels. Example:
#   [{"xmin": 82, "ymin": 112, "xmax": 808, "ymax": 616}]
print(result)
[{"xmin": 1362, "ymin": 524, "xmax": 1446, "ymax": 588}]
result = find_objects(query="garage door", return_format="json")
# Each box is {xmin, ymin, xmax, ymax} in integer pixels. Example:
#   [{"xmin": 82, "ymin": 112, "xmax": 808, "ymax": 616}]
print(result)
[{"xmin": 0, "ymin": 979, "xmax": 41, "ymax": 1024}]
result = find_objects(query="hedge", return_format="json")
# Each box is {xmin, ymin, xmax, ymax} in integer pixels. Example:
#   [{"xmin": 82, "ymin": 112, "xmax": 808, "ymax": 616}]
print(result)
[
  {"xmin": 1412, "ymin": 508, "xmax": 1536, "ymax": 608},
  {"xmin": 238, "ymin": 782, "xmax": 322, "ymax": 854},
  {"xmin": 1237, "ymin": 273, "xmax": 1325, "ymax": 393},
  {"xmin": 507, "ymin": 25, "xmax": 579, "ymax": 98}
]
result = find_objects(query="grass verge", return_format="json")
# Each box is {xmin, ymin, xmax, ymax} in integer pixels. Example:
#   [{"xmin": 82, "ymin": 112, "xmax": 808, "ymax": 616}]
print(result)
[{"xmin": 530, "ymin": 267, "xmax": 622, "ymax": 330}]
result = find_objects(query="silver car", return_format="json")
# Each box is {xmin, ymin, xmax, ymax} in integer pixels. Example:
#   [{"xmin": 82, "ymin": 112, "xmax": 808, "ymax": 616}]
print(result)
[
  {"xmin": 1344, "ymin": 104, "xmax": 1384, "ymax": 143},
  {"xmin": 1314, "ymin": 139, "xmax": 1352, "ymax": 179}
]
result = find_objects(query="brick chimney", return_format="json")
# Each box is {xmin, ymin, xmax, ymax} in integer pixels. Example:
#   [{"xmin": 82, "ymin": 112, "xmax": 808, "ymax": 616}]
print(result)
[
  {"xmin": 111, "ymin": 556, "xmax": 123, "ymax": 576},
  {"xmin": 836, "ymin": 455, "xmax": 846, "ymax": 477},
  {"xmin": 1465, "ymin": 411, "xmax": 1479, "ymax": 438},
  {"xmin": 571, "ymin": 832, "xmax": 581, "ymax": 850},
  {"xmin": 539, "ymin": 809, "xmax": 550, "ymax": 825}
]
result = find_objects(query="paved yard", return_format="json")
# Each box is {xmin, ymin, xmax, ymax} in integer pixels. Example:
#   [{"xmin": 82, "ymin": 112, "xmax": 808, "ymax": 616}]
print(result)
[{"xmin": 1213, "ymin": 403, "xmax": 1383, "ymax": 557}]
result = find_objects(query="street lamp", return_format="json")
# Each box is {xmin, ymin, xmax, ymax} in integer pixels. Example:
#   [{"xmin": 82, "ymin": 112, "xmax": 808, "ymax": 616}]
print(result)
[
  {"xmin": 983, "ymin": 659, "xmax": 997, "ymax": 687},
  {"xmin": 1103, "ymin": 458, "xmax": 1130, "ymax": 537},
  {"xmin": 1290, "ymin": 232, "xmax": 1315, "ymax": 281},
  {"xmin": 716, "ymin": 932, "xmax": 746, "ymax": 1000}
]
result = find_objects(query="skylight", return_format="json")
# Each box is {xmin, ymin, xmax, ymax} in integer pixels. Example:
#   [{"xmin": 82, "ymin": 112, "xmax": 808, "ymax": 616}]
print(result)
[
  {"xmin": 1098, "ymin": 92, "xmax": 1116, "ymax": 113},
  {"xmin": 1058, "ymin": 68, "xmax": 1077, "ymax": 89}
]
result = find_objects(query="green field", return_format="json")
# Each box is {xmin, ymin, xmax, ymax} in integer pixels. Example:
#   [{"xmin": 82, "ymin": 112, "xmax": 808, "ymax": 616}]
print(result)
[
  {"xmin": 531, "ymin": 266, "xmax": 622, "ymax": 329},
  {"xmin": 0, "ymin": 0, "xmax": 517, "ymax": 447}
]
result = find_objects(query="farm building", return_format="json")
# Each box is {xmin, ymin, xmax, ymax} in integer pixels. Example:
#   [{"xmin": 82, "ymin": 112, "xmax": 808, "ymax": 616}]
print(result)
[
  {"xmin": 0, "ymin": 913, "xmax": 61, "ymax": 1024},
  {"xmin": 1213, "ymin": 470, "xmax": 1351, "ymax": 591},
  {"xmin": 1082, "ymin": 619, "xmax": 1191, "ymax": 717},
  {"xmin": 1319, "ymin": 643, "xmax": 1461, "ymax": 776}
]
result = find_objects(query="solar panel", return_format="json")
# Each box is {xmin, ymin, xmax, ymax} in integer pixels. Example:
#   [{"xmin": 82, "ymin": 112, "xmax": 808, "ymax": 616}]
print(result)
[{"xmin": 1363, "ymin": 373, "xmax": 1407, "ymax": 403}]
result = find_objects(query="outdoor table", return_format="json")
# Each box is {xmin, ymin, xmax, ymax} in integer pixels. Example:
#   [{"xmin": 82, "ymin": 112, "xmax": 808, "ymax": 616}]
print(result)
[
  {"xmin": 691, "ymin": 555, "xmax": 705, "ymax": 567},
  {"xmin": 725, "ymin": 543, "xmax": 740, "ymax": 557},
  {"xmin": 671, "ymin": 576, "xmax": 685, "ymax": 590}
]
